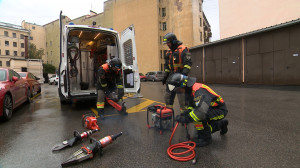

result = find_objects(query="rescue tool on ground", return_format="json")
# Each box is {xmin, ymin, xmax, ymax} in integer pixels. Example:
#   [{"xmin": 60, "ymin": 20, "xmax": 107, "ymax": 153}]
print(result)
[
  {"xmin": 82, "ymin": 112, "xmax": 100, "ymax": 130},
  {"xmin": 52, "ymin": 129, "xmax": 98, "ymax": 151},
  {"xmin": 61, "ymin": 132, "xmax": 123, "ymax": 167}
]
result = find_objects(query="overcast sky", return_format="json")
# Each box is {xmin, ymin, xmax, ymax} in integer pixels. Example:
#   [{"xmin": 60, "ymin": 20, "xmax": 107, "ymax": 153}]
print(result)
[{"xmin": 0, "ymin": 0, "xmax": 220, "ymax": 41}]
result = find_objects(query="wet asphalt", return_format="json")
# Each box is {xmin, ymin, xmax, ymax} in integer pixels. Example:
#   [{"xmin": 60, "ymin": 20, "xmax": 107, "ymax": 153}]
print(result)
[{"xmin": 0, "ymin": 82, "xmax": 300, "ymax": 168}]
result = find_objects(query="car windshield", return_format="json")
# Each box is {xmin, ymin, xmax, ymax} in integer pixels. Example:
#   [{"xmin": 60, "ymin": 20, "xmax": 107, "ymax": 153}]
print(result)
[
  {"xmin": 0, "ymin": 70, "xmax": 7, "ymax": 81},
  {"xmin": 139, "ymin": 73, "xmax": 144, "ymax": 76},
  {"xmin": 18, "ymin": 73, "xmax": 27, "ymax": 77}
]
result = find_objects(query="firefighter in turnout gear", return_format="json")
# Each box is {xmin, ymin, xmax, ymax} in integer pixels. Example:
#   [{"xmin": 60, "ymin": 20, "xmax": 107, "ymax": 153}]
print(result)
[
  {"xmin": 96, "ymin": 58, "xmax": 124, "ymax": 119},
  {"xmin": 167, "ymin": 73, "xmax": 229, "ymax": 147},
  {"xmin": 162, "ymin": 33, "xmax": 192, "ymax": 113}
]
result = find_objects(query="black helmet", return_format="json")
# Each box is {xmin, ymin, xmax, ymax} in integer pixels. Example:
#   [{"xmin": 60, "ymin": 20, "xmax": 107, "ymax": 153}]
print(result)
[
  {"xmin": 109, "ymin": 58, "xmax": 122, "ymax": 69},
  {"xmin": 166, "ymin": 73, "xmax": 196, "ymax": 91},
  {"xmin": 163, "ymin": 32, "xmax": 177, "ymax": 45}
]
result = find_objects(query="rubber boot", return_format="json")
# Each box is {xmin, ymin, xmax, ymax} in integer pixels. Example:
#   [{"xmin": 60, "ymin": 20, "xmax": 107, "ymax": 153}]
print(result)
[
  {"xmin": 193, "ymin": 125, "xmax": 212, "ymax": 147},
  {"xmin": 220, "ymin": 119, "xmax": 228, "ymax": 135},
  {"xmin": 98, "ymin": 109, "xmax": 105, "ymax": 120}
]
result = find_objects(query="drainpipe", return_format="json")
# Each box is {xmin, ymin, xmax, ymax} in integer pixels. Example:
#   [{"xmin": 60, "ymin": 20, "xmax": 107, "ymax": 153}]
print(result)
[
  {"xmin": 202, "ymin": 47, "xmax": 205, "ymax": 83},
  {"xmin": 25, "ymin": 36, "xmax": 28, "ymax": 59}
]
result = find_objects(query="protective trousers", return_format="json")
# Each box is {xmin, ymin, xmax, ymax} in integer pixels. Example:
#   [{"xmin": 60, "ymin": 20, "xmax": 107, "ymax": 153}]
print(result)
[{"xmin": 165, "ymin": 86, "xmax": 186, "ymax": 112}]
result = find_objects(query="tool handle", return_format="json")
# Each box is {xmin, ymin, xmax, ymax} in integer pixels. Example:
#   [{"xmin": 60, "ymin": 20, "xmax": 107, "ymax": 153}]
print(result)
[{"xmin": 111, "ymin": 132, "xmax": 123, "ymax": 140}]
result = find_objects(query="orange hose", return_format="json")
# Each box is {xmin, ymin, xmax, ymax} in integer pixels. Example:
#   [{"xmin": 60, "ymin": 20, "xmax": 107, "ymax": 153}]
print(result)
[{"xmin": 167, "ymin": 122, "xmax": 196, "ymax": 161}]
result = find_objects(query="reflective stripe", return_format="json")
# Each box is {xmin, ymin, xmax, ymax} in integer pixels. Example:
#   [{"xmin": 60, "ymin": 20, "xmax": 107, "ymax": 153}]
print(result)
[
  {"xmin": 184, "ymin": 65, "xmax": 191, "ymax": 69},
  {"xmin": 101, "ymin": 83, "xmax": 107, "ymax": 87},
  {"xmin": 173, "ymin": 64, "xmax": 184, "ymax": 68},
  {"xmin": 166, "ymin": 105, "xmax": 173, "ymax": 108},
  {"xmin": 97, "ymin": 102, "xmax": 105, "ymax": 109},
  {"xmin": 189, "ymin": 111, "xmax": 200, "ymax": 122},
  {"xmin": 165, "ymin": 69, "xmax": 170, "ymax": 72},
  {"xmin": 209, "ymin": 115, "xmax": 224, "ymax": 121},
  {"xmin": 194, "ymin": 122, "xmax": 204, "ymax": 130},
  {"xmin": 117, "ymin": 85, "xmax": 123, "ymax": 88},
  {"xmin": 207, "ymin": 123, "xmax": 213, "ymax": 132},
  {"xmin": 187, "ymin": 106, "xmax": 193, "ymax": 110}
]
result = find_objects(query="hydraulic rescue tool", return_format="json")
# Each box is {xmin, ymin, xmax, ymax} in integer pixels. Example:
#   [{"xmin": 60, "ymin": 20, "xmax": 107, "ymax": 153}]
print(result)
[
  {"xmin": 105, "ymin": 91, "xmax": 127, "ymax": 114},
  {"xmin": 82, "ymin": 113, "xmax": 100, "ymax": 130},
  {"xmin": 147, "ymin": 105, "xmax": 174, "ymax": 134},
  {"xmin": 61, "ymin": 132, "xmax": 123, "ymax": 167},
  {"xmin": 52, "ymin": 129, "xmax": 99, "ymax": 151}
]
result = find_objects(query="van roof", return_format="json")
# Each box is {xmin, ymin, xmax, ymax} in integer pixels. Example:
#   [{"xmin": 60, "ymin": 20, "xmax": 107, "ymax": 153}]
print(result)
[{"xmin": 66, "ymin": 25, "xmax": 118, "ymax": 34}]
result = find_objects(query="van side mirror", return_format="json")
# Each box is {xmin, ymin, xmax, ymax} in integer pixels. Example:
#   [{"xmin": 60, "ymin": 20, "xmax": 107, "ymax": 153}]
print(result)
[{"xmin": 12, "ymin": 76, "xmax": 19, "ymax": 82}]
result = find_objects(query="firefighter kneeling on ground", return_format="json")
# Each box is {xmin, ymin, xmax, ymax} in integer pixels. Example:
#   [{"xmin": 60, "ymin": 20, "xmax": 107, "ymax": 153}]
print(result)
[
  {"xmin": 167, "ymin": 73, "xmax": 229, "ymax": 147},
  {"xmin": 96, "ymin": 58, "xmax": 125, "ymax": 119}
]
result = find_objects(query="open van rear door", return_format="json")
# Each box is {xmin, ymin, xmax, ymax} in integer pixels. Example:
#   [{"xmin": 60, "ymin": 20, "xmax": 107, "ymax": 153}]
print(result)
[
  {"xmin": 58, "ymin": 11, "xmax": 69, "ymax": 102},
  {"xmin": 120, "ymin": 25, "xmax": 140, "ymax": 93}
]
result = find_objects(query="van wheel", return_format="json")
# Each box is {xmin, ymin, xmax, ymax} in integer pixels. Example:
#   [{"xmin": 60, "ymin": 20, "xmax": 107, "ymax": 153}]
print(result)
[{"xmin": 2, "ymin": 94, "xmax": 13, "ymax": 121}]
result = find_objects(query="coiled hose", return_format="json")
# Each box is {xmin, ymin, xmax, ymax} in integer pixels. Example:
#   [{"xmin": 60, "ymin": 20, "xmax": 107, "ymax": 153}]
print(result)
[{"xmin": 167, "ymin": 122, "xmax": 196, "ymax": 161}]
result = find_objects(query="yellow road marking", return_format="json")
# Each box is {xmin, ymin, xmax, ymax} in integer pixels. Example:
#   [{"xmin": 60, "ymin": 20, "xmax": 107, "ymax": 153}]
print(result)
[
  {"xmin": 31, "ymin": 92, "xmax": 41, "ymax": 100},
  {"xmin": 126, "ymin": 99, "xmax": 155, "ymax": 113},
  {"xmin": 90, "ymin": 107, "xmax": 121, "ymax": 118}
]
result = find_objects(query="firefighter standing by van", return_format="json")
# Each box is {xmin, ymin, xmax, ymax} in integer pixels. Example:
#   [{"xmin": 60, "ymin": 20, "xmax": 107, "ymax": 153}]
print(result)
[
  {"xmin": 167, "ymin": 73, "xmax": 229, "ymax": 147},
  {"xmin": 96, "ymin": 58, "xmax": 124, "ymax": 119},
  {"xmin": 162, "ymin": 33, "xmax": 192, "ymax": 113}
]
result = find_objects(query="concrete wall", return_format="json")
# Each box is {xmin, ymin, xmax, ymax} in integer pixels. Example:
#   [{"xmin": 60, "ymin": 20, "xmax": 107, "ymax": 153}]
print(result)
[
  {"xmin": 219, "ymin": 0, "xmax": 300, "ymax": 39},
  {"xmin": 190, "ymin": 22, "xmax": 300, "ymax": 85}
]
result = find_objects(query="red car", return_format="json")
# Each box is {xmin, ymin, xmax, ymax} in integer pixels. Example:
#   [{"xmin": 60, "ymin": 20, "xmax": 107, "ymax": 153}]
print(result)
[
  {"xmin": 139, "ymin": 73, "xmax": 147, "ymax": 81},
  {"xmin": 18, "ymin": 72, "xmax": 41, "ymax": 97},
  {"xmin": 0, "ymin": 68, "xmax": 31, "ymax": 121}
]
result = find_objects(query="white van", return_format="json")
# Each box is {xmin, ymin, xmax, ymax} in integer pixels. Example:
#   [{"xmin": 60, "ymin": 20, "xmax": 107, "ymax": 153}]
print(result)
[{"xmin": 58, "ymin": 12, "xmax": 140, "ymax": 104}]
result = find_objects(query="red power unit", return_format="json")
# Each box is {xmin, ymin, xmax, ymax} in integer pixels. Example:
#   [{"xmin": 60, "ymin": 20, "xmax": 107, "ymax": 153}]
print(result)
[
  {"xmin": 147, "ymin": 105, "xmax": 174, "ymax": 134},
  {"xmin": 82, "ymin": 113, "xmax": 100, "ymax": 130}
]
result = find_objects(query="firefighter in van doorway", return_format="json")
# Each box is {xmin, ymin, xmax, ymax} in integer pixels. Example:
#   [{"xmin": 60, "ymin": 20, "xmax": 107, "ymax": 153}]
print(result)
[
  {"xmin": 162, "ymin": 32, "xmax": 192, "ymax": 113},
  {"xmin": 167, "ymin": 73, "xmax": 229, "ymax": 147},
  {"xmin": 96, "ymin": 58, "xmax": 125, "ymax": 119}
]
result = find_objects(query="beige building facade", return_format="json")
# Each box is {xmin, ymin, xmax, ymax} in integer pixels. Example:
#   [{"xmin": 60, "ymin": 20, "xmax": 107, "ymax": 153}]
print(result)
[
  {"xmin": 22, "ymin": 21, "xmax": 46, "ymax": 62},
  {"xmin": 0, "ymin": 22, "xmax": 29, "ymax": 68},
  {"xmin": 219, "ymin": 0, "xmax": 300, "ymax": 39},
  {"xmin": 42, "ymin": 0, "xmax": 211, "ymax": 74}
]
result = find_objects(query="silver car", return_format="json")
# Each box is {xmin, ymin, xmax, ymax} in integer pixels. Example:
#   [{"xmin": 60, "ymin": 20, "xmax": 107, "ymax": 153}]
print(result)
[{"xmin": 145, "ymin": 71, "xmax": 166, "ymax": 82}]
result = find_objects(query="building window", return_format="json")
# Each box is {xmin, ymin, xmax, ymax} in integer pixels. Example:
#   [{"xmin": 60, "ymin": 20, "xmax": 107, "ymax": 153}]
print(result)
[
  {"xmin": 0, "ymin": 61, "xmax": 2, "ymax": 67},
  {"xmin": 13, "ymin": 42, "xmax": 17, "ymax": 47},
  {"xmin": 162, "ymin": 8, "xmax": 166, "ymax": 17},
  {"xmin": 50, "ymin": 41, "xmax": 52, "ymax": 46},
  {"xmin": 14, "ymin": 51, "xmax": 17, "ymax": 56},
  {"xmin": 162, "ymin": 22, "xmax": 167, "ymax": 31},
  {"xmin": 21, "ymin": 52, "xmax": 25, "ymax": 57},
  {"xmin": 20, "ymin": 34, "xmax": 24, "ymax": 39},
  {"xmin": 200, "ymin": 32, "xmax": 203, "ymax": 42},
  {"xmin": 13, "ymin": 33, "xmax": 16, "ymax": 38},
  {"xmin": 4, "ymin": 31, "xmax": 9, "ymax": 37},
  {"xmin": 21, "ymin": 43, "xmax": 25, "ymax": 48},
  {"xmin": 6, "ymin": 61, "xmax": 10, "ymax": 67},
  {"xmin": 29, "ymin": 36, "xmax": 33, "ymax": 40},
  {"xmin": 5, "ymin": 41, "xmax": 9, "ymax": 46},
  {"xmin": 199, "ymin": 3, "xmax": 202, "ymax": 12},
  {"xmin": 6, "ymin": 50, "xmax": 10, "ymax": 56},
  {"xmin": 46, "ymin": 42, "xmax": 48, "ymax": 47},
  {"xmin": 200, "ymin": 18, "xmax": 202, "ymax": 27},
  {"xmin": 32, "ymin": 26, "xmax": 35, "ymax": 30},
  {"xmin": 0, "ymin": 49, "xmax": 1, "ymax": 55},
  {"xmin": 160, "ymin": 50, "xmax": 163, "ymax": 59}
]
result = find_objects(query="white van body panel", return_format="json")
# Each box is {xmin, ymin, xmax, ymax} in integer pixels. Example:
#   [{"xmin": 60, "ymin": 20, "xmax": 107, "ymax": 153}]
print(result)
[{"xmin": 58, "ymin": 12, "xmax": 140, "ymax": 102}]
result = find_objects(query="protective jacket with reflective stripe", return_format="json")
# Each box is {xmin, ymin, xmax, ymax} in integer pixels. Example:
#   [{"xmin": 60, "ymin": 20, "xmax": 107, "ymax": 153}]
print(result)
[
  {"xmin": 97, "ymin": 63, "xmax": 123, "ymax": 90},
  {"xmin": 188, "ymin": 83, "xmax": 225, "ymax": 122},
  {"xmin": 164, "ymin": 44, "xmax": 192, "ymax": 75}
]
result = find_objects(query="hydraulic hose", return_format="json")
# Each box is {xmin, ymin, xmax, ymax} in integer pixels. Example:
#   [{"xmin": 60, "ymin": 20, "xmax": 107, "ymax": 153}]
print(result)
[{"xmin": 167, "ymin": 122, "xmax": 196, "ymax": 162}]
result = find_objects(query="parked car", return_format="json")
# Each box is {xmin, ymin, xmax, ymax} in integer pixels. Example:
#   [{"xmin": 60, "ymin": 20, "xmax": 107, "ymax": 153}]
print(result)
[
  {"xmin": 139, "ymin": 73, "xmax": 147, "ymax": 81},
  {"xmin": 145, "ymin": 71, "xmax": 166, "ymax": 81},
  {"xmin": 18, "ymin": 72, "xmax": 41, "ymax": 97},
  {"xmin": 49, "ymin": 74, "xmax": 58, "ymax": 85},
  {"xmin": 0, "ymin": 68, "xmax": 31, "ymax": 121}
]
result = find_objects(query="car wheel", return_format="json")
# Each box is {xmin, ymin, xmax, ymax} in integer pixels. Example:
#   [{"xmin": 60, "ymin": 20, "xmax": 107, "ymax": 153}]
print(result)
[
  {"xmin": 27, "ymin": 88, "xmax": 32, "ymax": 103},
  {"xmin": 2, "ymin": 94, "xmax": 13, "ymax": 121}
]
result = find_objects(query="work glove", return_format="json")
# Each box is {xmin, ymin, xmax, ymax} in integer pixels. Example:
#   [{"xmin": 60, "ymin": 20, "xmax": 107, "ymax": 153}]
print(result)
[
  {"xmin": 175, "ymin": 115, "xmax": 191, "ymax": 124},
  {"xmin": 182, "ymin": 109, "xmax": 192, "ymax": 116}
]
